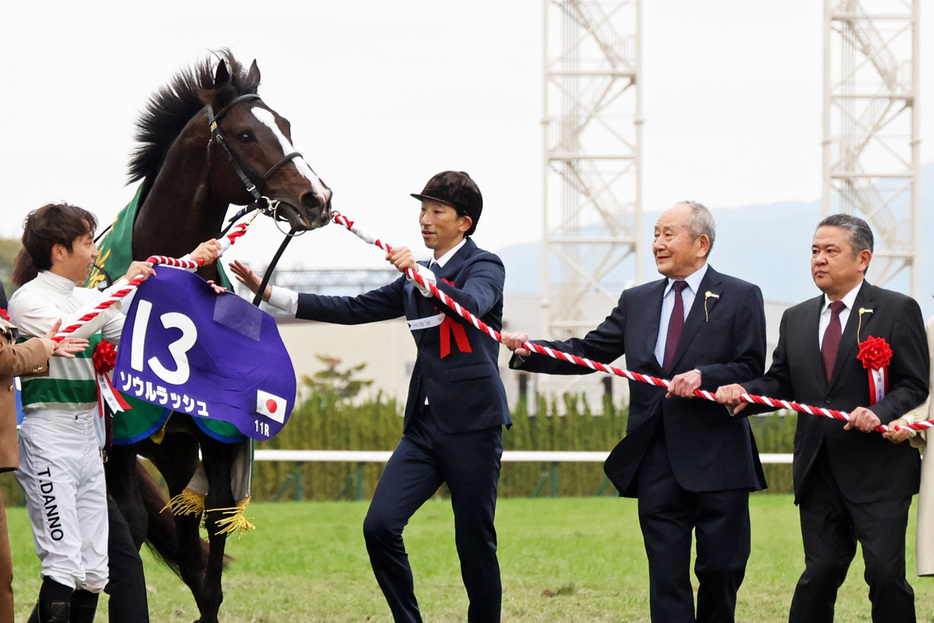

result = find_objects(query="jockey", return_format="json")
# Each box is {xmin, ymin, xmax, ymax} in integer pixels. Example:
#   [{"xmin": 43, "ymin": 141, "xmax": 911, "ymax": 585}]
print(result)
[{"xmin": 10, "ymin": 203, "xmax": 218, "ymax": 623}]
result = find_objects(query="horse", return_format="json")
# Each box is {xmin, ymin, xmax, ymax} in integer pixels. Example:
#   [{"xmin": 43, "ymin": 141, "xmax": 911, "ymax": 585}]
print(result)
[{"xmin": 101, "ymin": 50, "xmax": 332, "ymax": 623}]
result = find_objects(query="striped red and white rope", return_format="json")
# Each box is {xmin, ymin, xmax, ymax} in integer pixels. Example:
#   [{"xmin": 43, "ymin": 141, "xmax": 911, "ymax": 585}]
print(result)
[
  {"xmin": 54, "ymin": 222, "xmax": 250, "ymax": 340},
  {"xmin": 332, "ymin": 212, "xmax": 932, "ymax": 436}
]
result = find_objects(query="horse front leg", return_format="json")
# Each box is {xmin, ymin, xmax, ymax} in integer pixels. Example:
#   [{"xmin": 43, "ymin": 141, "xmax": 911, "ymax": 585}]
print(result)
[
  {"xmin": 175, "ymin": 511, "xmax": 208, "ymax": 616},
  {"xmin": 198, "ymin": 511, "xmax": 231, "ymax": 623},
  {"xmin": 143, "ymin": 433, "xmax": 208, "ymax": 616},
  {"xmin": 196, "ymin": 438, "xmax": 240, "ymax": 623}
]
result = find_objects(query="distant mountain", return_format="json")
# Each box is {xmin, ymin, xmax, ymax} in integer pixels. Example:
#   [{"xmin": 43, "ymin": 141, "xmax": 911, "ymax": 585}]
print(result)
[{"xmin": 497, "ymin": 162, "xmax": 934, "ymax": 318}]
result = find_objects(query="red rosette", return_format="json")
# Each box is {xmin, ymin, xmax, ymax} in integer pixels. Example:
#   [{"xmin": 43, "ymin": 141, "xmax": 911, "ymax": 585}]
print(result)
[
  {"xmin": 93, "ymin": 339, "xmax": 118, "ymax": 375},
  {"xmin": 856, "ymin": 335, "xmax": 893, "ymax": 371},
  {"xmin": 92, "ymin": 339, "xmax": 130, "ymax": 418},
  {"xmin": 857, "ymin": 335, "xmax": 892, "ymax": 406},
  {"xmin": 0, "ymin": 309, "xmax": 9, "ymax": 322}
]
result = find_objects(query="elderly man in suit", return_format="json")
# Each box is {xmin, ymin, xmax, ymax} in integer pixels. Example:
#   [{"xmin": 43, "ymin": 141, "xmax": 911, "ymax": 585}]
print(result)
[
  {"xmin": 231, "ymin": 171, "xmax": 510, "ymax": 623},
  {"xmin": 716, "ymin": 213, "xmax": 928, "ymax": 623},
  {"xmin": 502, "ymin": 201, "xmax": 767, "ymax": 623}
]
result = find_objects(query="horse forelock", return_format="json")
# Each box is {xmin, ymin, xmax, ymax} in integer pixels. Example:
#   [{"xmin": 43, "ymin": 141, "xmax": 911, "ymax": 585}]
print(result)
[{"xmin": 128, "ymin": 50, "xmax": 260, "ymax": 203}]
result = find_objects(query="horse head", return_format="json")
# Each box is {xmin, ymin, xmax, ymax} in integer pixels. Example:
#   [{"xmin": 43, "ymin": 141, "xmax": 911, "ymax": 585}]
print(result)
[{"xmin": 206, "ymin": 59, "xmax": 332, "ymax": 232}]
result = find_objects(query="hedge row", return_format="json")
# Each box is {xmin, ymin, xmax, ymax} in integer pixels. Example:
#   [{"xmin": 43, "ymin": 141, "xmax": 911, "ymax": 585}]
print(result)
[
  {"xmin": 0, "ymin": 391, "xmax": 797, "ymax": 505},
  {"xmin": 248, "ymin": 391, "xmax": 796, "ymax": 501}
]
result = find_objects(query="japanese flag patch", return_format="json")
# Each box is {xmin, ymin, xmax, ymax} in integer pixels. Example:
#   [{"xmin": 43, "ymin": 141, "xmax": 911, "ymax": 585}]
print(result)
[{"xmin": 256, "ymin": 390, "xmax": 287, "ymax": 423}]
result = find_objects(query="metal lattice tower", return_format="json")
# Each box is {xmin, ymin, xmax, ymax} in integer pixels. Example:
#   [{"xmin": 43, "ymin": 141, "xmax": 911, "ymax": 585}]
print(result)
[
  {"xmin": 822, "ymin": 0, "xmax": 920, "ymax": 296},
  {"xmin": 542, "ymin": 0, "xmax": 643, "ymax": 341}
]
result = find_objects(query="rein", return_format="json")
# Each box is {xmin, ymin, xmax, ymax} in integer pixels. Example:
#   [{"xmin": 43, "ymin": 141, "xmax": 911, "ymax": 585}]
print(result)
[
  {"xmin": 253, "ymin": 227, "xmax": 297, "ymax": 307},
  {"xmin": 331, "ymin": 212, "xmax": 933, "ymax": 437}
]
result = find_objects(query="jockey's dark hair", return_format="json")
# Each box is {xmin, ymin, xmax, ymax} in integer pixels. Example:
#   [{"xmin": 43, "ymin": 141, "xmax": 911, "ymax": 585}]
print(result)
[{"xmin": 13, "ymin": 203, "xmax": 97, "ymax": 287}]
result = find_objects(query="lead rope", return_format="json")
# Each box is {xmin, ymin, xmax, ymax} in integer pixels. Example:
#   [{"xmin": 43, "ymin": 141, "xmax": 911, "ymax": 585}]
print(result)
[
  {"xmin": 330, "ymin": 212, "xmax": 930, "ymax": 436},
  {"xmin": 54, "ymin": 222, "xmax": 250, "ymax": 340}
]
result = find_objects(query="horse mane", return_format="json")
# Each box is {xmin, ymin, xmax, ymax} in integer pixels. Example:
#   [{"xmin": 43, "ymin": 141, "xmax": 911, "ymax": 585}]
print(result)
[{"xmin": 128, "ymin": 49, "xmax": 260, "ymax": 204}]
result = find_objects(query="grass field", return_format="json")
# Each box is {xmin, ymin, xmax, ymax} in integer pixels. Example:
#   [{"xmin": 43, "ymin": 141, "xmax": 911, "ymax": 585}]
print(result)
[{"xmin": 8, "ymin": 495, "xmax": 934, "ymax": 622}]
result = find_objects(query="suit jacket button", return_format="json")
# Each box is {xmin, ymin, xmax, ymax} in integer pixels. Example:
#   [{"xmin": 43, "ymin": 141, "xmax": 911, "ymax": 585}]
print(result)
[{"xmin": 825, "ymin": 399, "xmax": 832, "ymax": 404}]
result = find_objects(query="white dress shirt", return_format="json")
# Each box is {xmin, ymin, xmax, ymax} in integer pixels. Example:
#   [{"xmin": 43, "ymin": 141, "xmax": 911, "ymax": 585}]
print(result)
[
  {"xmin": 818, "ymin": 281, "xmax": 864, "ymax": 349},
  {"xmin": 653, "ymin": 263, "xmax": 709, "ymax": 366}
]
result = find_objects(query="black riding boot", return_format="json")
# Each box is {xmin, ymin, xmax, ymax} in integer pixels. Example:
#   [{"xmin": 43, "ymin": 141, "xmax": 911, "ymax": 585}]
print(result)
[
  {"xmin": 39, "ymin": 601, "xmax": 71, "ymax": 623},
  {"xmin": 24, "ymin": 599, "xmax": 71, "ymax": 623},
  {"xmin": 27, "ymin": 577, "xmax": 73, "ymax": 623},
  {"xmin": 70, "ymin": 590, "xmax": 98, "ymax": 623}
]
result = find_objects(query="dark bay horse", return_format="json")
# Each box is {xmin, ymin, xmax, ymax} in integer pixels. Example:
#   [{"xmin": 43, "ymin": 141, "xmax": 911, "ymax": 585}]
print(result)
[{"xmin": 104, "ymin": 50, "xmax": 331, "ymax": 623}]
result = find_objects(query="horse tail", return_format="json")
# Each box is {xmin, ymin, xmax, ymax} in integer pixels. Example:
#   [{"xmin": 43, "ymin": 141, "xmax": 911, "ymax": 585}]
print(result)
[{"xmin": 136, "ymin": 460, "xmax": 184, "ymax": 576}]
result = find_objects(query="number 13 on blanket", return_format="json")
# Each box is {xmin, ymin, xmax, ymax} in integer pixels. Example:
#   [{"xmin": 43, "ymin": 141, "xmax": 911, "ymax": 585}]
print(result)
[{"xmin": 114, "ymin": 268, "xmax": 298, "ymax": 441}]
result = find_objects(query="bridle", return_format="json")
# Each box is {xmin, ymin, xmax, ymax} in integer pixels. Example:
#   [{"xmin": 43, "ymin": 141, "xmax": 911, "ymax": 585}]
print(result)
[
  {"xmin": 206, "ymin": 93, "xmax": 330, "ymax": 306},
  {"xmin": 206, "ymin": 93, "xmax": 306, "ymax": 231}
]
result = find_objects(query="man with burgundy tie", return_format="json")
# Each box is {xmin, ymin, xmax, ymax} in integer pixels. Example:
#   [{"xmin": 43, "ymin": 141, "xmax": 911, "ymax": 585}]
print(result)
[
  {"xmin": 717, "ymin": 213, "xmax": 928, "ymax": 622},
  {"xmin": 503, "ymin": 201, "xmax": 767, "ymax": 622}
]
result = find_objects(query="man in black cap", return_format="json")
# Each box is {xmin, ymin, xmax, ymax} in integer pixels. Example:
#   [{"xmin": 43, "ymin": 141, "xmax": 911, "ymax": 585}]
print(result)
[{"xmin": 231, "ymin": 171, "xmax": 511, "ymax": 622}]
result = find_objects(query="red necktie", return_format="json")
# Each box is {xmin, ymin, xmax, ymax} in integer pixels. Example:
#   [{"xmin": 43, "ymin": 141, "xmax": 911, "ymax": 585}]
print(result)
[
  {"xmin": 663, "ymin": 281, "xmax": 688, "ymax": 370},
  {"xmin": 821, "ymin": 300, "xmax": 845, "ymax": 382}
]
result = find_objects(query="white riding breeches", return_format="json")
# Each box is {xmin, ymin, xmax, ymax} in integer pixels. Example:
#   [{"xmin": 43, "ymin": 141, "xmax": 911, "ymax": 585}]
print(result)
[{"xmin": 16, "ymin": 408, "xmax": 109, "ymax": 592}]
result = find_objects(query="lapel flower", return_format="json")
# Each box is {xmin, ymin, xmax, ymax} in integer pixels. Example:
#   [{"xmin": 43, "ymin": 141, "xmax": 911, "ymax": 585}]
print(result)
[
  {"xmin": 93, "ymin": 339, "xmax": 118, "ymax": 374},
  {"xmin": 0, "ymin": 309, "xmax": 9, "ymax": 321},
  {"xmin": 703, "ymin": 291, "xmax": 720, "ymax": 322},
  {"xmin": 856, "ymin": 335, "xmax": 892, "ymax": 371}
]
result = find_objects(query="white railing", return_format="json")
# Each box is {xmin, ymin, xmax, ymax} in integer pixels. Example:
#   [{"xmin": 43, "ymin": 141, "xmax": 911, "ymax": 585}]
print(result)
[
  {"xmin": 254, "ymin": 449, "xmax": 793, "ymax": 464},
  {"xmin": 256, "ymin": 450, "xmax": 794, "ymax": 500}
]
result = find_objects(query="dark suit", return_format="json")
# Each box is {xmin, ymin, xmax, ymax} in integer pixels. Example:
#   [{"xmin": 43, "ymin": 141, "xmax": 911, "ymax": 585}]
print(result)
[
  {"xmin": 743, "ymin": 281, "xmax": 928, "ymax": 623},
  {"xmin": 296, "ymin": 238, "xmax": 510, "ymax": 623},
  {"xmin": 511, "ymin": 265, "xmax": 766, "ymax": 622}
]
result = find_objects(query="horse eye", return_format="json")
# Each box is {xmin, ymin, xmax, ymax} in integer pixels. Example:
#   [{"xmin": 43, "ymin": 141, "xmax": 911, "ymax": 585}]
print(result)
[{"xmin": 236, "ymin": 130, "xmax": 255, "ymax": 143}]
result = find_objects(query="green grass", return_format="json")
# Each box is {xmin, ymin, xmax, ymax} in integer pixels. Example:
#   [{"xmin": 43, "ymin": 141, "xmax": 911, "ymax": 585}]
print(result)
[{"xmin": 8, "ymin": 495, "xmax": 933, "ymax": 622}]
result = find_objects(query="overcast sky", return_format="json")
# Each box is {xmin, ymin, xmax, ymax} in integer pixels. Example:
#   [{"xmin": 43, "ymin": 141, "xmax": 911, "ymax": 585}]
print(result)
[{"xmin": 3, "ymin": 0, "xmax": 931, "ymax": 272}]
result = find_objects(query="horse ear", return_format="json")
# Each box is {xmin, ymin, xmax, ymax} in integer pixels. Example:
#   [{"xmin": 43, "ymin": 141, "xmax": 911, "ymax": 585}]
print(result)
[
  {"xmin": 247, "ymin": 60, "xmax": 260, "ymax": 84},
  {"xmin": 214, "ymin": 60, "xmax": 230, "ymax": 88}
]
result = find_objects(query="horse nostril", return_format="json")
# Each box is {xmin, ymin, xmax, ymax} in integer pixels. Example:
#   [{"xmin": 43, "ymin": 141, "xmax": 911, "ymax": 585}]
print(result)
[{"xmin": 301, "ymin": 193, "xmax": 328, "ymax": 219}]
